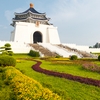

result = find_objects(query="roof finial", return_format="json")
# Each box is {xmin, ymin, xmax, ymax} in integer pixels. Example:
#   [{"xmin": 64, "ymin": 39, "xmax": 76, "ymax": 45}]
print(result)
[{"xmin": 30, "ymin": 3, "xmax": 34, "ymax": 8}]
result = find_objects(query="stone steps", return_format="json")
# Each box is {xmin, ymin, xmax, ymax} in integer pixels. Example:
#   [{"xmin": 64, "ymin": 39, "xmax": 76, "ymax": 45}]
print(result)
[
  {"xmin": 57, "ymin": 44, "xmax": 92, "ymax": 57},
  {"xmin": 29, "ymin": 43, "xmax": 58, "ymax": 57}
]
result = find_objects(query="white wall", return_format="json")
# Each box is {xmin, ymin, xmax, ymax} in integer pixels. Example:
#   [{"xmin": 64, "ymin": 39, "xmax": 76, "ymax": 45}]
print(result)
[
  {"xmin": 63, "ymin": 43, "xmax": 100, "ymax": 53},
  {"xmin": 0, "ymin": 41, "xmax": 31, "ymax": 53},
  {"xmin": 88, "ymin": 48, "xmax": 100, "ymax": 53},
  {"xmin": 0, "ymin": 41, "xmax": 100, "ymax": 55},
  {"xmin": 11, "ymin": 22, "xmax": 60, "ymax": 44},
  {"xmin": 47, "ymin": 27, "xmax": 60, "ymax": 44}
]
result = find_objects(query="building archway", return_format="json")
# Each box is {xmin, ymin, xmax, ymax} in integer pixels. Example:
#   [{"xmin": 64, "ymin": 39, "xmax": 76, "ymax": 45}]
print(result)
[{"xmin": 33, "ymin": 31, "xmax": 42, "ymax": 43}]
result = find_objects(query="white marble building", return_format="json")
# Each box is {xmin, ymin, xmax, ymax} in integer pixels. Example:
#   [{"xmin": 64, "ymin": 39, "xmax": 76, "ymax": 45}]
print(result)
[
  {"xmin": 0, "ymin": 3, "xmax": 100, "ymax": 56},
  {"xmin": 10, "ymin": 3, "xmax": 60, "ymax": 44}
]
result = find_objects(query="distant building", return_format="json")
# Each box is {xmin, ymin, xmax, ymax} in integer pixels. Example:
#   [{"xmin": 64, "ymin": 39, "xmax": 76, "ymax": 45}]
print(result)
[{"xmin": 10, "ymin": 3, "xmax": 60, "ymax": 44}]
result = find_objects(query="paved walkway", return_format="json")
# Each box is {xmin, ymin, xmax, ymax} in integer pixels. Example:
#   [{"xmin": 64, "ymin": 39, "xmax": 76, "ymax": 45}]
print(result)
[{"xmin": 32, "ymin": 60, "xmax": 100, "ymax": 87}]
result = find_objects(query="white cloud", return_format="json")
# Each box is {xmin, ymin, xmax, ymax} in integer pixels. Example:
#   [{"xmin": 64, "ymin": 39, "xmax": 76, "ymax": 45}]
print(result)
[
  {"xmin": 49, "ymin": 0, "xmax": 100, "ymax": 23},
  {"xmin": 47, "ymin": 0, "xmax": 100, "ymax": 45}
]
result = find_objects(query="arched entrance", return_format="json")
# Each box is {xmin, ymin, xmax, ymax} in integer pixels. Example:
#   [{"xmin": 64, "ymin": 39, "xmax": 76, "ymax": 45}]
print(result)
[{"xmin": 33, "ymin": 31, "xmax": 42, "ymax": 43}]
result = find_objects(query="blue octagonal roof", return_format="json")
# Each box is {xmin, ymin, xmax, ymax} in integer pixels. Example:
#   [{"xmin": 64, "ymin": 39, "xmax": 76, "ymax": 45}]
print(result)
[{"xmin": 23, "ymin": 7, "xmax": 44, "ymax": 14}]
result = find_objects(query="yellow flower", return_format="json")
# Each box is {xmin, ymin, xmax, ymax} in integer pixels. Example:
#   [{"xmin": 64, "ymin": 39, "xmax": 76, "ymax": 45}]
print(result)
[{"xmin": 4, "ymin": 67, "xmax": 62, "ymax": 100}]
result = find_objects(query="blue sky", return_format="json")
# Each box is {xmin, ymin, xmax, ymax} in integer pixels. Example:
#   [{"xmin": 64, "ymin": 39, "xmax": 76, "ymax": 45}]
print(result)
[{"xmin": 0, "ymin": 0, "xmax": 100, "ymax": 46}]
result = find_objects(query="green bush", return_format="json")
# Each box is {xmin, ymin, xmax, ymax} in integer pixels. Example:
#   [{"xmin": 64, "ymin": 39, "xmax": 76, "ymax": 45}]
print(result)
[
  {"xmin": 0, "ymin": 67, "xmax": 3, "ymax": 72},
  {"xmin": 98, "ymin": 55, "xmax": 100, "ymax": 61},
  {"xmin": 4, "ymin": 43, "xmax": 12, "ymax": 51},
  {"xmin": 0, "ymin": 46, "xmax": 5, "ymax": 49},
  {"xmin": 1, "ymin": 50, "xmax": 13, "ymax": 56},
  {"xmin": 0, "ymin": 55, "xmax": 16, "ymax": 67},
  {"xmin": 8, "ymin": 51, "xmax": 13, "ymax": 56},
  {"xmin": 70, "ymin": 55, "xmax": 78, "ymax": 60},
  {"xmin": 4, "ymin": 43, "xmax": 11, "ymax": 47},
  {"xmin": 55, "ymin": 55, "xmax": 61, "ymax": 58},
  {"xmin": 0, "ymin": 43, "xmax": 13, "ymax": 56},
  {"xmin": 0, "ymin": 60, "xmax": 3, "ymax": 66},
  {"xmin": 2, "ymin": 51, "xmax": 9, "ymax": 55},
  {"xmin": 5, "ymin": 47, "xmax": 11, "ymax": 51},
  {"xmin": 29, "ymin": 50, "xmax": 40, "ymax": 57}
]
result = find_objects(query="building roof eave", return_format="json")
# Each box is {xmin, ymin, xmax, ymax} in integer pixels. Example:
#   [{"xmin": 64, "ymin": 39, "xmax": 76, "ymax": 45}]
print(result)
[
  {"xmin": 14, "ymin": 9, "xmax": 46, "ymax": 16},
  {"xmin": 12, "ymin": 17, "xmax": 48, "ymax": 22}
]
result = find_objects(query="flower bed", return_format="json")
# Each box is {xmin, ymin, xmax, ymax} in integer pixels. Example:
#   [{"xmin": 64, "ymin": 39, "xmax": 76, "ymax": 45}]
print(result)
[
  {"xmin": 4, "ymin": 67, "xmax": 61, "ymax": 100},
  {"xmin": 82, "ymin": 62, "xmax": 100, "ymax": 73},
  {"xmin": 32, "ymin": 60, "xmax": 100, "ymax": 87}
]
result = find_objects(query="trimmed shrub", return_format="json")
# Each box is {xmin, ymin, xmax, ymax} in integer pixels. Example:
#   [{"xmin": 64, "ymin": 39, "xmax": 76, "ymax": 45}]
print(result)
[
  {"xmin": 4, "ymin": 43, "xmax": 12, "ymax": 51},
  {"xmin": 70, "ymin": 55, "xmax": 78, "ymax": 60},
  {"xmin": 0, "ymin": 55, "xmax": 16, "ymax": 67},
  {"xmin": 98, "ymin": 55, "xmax": 100, "ymax": 61},
  {"xmin": 4, "ymin": 43, "xmax": 11, "ymax": 47},
  {"xmin": 0, "ymin": 46, "xmax": 5, "ymax": 49},
  {"xmin": 0, "ymin": 43, "xmax": 13, "ymax": 56},
  {"xmin": 8, "ymin": 51, "xmax": 14, "ymax": 56},
  {"xmin": 2, "ymin": 51, "xmax": 9, "ymax": 55},
  {"xmin": 55, "ymin": 55, "xmax": 61, "ymax": 58},
  {"xmin": 2, "ymin": 51, "xmax": 13, "ymax": 56},
  {"xmin": 5, "ymin": 47, "xmax": 11, "ymax": 51},
  {"xmin": 29, "ymin": 50, "xmax": 40, "ymax": 57}
]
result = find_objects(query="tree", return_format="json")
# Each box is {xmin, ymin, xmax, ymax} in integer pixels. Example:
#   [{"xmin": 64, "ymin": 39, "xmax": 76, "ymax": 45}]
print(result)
[{"xmin": 0, "ymin": 43, "xmax": 13, "ymax": 56}]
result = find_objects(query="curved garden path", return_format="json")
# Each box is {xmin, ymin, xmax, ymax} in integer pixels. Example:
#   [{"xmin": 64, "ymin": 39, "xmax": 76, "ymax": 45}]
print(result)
[{"xmin": 32, "ymin": 60, "xmax": 100, "ymax": 87}]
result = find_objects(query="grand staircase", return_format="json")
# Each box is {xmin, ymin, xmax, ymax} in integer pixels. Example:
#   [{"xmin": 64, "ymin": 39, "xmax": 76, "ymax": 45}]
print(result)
[
  {"xmin": 29, "ymin": 43, "xmax": 58, "ymax": 57},
  {"xmin": 57, "ymin": 44, "xmax": 94, "ymax": 58},
  {"xmin": 38, "ymin": 43, "xmax": 81, "ymax": 58},
  {"xmin": 29, "ymin": 43, "xmax": 97, "ymax": 58}
]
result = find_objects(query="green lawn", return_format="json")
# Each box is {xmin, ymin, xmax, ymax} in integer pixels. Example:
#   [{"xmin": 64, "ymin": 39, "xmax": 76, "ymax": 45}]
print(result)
[
  {"xmin": 40, "ymin": 60, "xmax": 100, "ymax": 80},
  {"xmin": 15, "ymin": 59, "xmax": 100, "ymax": 100},
  {"xmin": 13, "ymin": 53, "xmax": 32, "ymax": 59},
  {"xmin": 94, "ymin": 61, "xmax": 100, "ymax": 66}
]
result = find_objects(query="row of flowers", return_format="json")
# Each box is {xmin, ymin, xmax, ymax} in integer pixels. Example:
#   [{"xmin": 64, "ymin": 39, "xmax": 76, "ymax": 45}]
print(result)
[
  {"xmin": 3, "ymin": 67, "xmax": 61, "ymax": 100},
  {"xmin": 82, "ymin": 62, "xmax": 100, "ymax": 73},
  {"xmin": 51, "ymin": 60, "xmax": 100, "ymax": 73},
  {"xmin": 32, "ymin": 60, "xmax": 100, "ymax": 87}
]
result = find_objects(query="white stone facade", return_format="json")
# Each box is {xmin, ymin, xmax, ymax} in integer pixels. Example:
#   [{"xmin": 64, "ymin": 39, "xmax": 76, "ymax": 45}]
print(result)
[
  {"xmin": 0, "ymin": 41, "xmax": 31, "ymax": 53},
  {"xmin": 10, "ymin": 22, "xmax": 60, "ymax": 44}
]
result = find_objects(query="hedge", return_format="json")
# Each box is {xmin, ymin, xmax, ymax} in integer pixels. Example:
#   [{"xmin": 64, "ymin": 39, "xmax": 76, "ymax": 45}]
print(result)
[
  {"xmin": 29, "ymin": 50, "xmax": 40, "ymax": 57},
  {"xmin": 0, "ymin": 55, "xmax": 16, "ymax": 67},
  {"xmin": 70, "ymin": 55, "xmax": 78, "ymax": 60}
]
